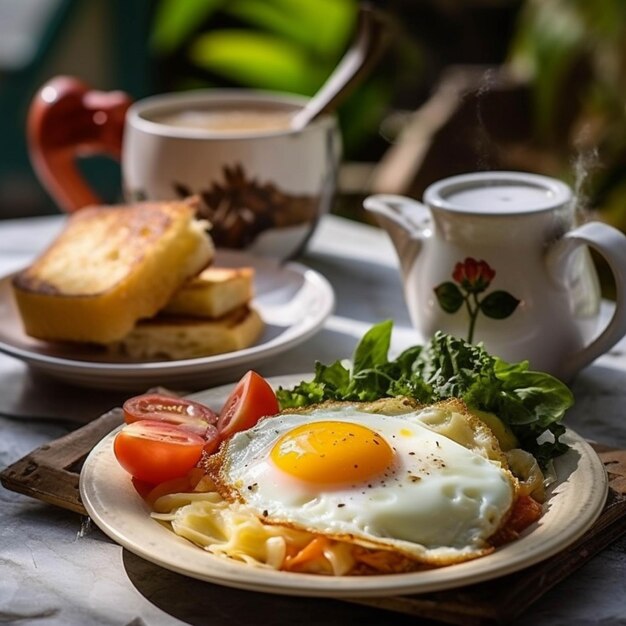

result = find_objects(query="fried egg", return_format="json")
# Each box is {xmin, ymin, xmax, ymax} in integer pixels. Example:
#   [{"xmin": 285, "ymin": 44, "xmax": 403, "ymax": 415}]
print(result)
[{"xmin": 211, "ymin": 402, "xmax": 518, "ymax": 565}]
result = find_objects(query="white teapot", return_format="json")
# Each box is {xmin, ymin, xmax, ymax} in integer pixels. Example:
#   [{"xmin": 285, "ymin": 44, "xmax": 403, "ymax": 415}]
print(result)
[{"xmin": 364, "ymin": 171, "xmax": 626, "ymax": 381}]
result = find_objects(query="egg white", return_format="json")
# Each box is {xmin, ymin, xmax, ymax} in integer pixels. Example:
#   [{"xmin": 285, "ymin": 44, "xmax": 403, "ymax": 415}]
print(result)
[{"xmin": 213, "ymin": 403, "xmax": 518, "ymax": 565}]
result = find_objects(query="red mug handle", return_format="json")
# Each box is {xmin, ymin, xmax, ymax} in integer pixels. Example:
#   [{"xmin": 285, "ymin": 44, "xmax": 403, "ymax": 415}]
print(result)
[{"xmin": 27, "ymin": 75, "xmax": 133, "ymax": 213}]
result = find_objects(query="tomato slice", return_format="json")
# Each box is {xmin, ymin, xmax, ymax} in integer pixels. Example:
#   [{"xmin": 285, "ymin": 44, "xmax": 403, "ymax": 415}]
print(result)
[
  {"xmin": 218, "ymin": 370, "xmax": 279, "ymax": 438},
  {"xmin": 113, "ymin": 420, "xmax": 205, "ymax": 484},
  {"xmin": 123, "ymin": 393, "xmax": 217, "ymax": 436},
  {"xmin": 202, "ymin": 423, "xmax": 220, "ymax": 455}
]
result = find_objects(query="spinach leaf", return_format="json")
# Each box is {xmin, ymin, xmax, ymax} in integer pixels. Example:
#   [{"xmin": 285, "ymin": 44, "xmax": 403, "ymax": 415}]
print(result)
[{"xmin": 276, "ymin": 322, "xmax": 574, "ymax": 462}]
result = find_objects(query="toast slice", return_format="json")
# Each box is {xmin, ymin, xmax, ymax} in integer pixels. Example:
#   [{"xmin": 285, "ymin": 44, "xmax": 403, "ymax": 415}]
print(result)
[
  {"xmin": 162, "ymin": 267, "xmax": 254, "ymax": 318},
  {"xmin": 12, "ymin": 199, "xmax": 214, "ymax": 344},
  {"xmin": 108, "ymin": 305, "xmax": 264, "ymax": 360}
]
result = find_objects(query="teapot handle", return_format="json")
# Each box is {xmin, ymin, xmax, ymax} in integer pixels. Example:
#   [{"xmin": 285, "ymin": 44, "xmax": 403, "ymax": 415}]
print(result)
[
  {"xmin": 27, "ymin": 76, "xmax": 133, "ymax": 212},
  {"xmin": 546, "ymin": 221, "xmax": 626, "ymax": 380}
]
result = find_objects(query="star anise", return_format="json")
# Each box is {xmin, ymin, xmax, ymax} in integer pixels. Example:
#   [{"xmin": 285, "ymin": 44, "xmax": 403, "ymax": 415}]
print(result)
[{"xmin": 173, "ymin": 163, "xmax": 317, "ymax": 248}]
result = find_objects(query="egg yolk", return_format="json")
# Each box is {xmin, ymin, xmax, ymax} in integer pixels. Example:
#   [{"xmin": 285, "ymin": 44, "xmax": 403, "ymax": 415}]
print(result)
[{"xmin": 270, "ymin": 421, "xmax": 394, "ymax": 484}]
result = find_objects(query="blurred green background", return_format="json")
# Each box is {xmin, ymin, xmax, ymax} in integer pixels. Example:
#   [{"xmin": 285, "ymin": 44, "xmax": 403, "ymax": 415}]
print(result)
[{"xmin": 2, "ymin": 0, "xmax": 626, "ymax": 238}]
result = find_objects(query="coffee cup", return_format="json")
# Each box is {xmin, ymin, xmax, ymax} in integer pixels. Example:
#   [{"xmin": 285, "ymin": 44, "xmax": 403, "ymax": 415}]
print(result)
[
  {"xmin": 28, "ymin": 76, "xmax": 341, "ymax": 260},
  {"xmin": 364, "ymin": 171, "xmax": 626, "ymax": 380}
]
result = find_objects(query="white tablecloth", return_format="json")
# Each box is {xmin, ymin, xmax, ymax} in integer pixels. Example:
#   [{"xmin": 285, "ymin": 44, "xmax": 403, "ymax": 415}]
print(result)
[{"xmin": 1, "ymin": 214, "xmax": 625, "ymax": 625}]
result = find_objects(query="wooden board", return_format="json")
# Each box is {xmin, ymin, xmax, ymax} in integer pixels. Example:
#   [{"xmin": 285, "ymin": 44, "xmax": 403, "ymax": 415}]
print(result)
[
  {"xmin": 1, "ymin": 408, "xmax": 123, "ymax": 513},
  {"xmin": 2, "ymin": 413, "xmax": 625, "ymax": 625}
]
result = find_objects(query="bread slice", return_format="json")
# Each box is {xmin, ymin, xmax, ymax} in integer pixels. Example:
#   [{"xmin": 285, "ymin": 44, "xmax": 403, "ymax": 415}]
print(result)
[
  {"xmin": 108, "ymin": 305, "xmax": 264, "ymax": 360},
  {"xmin": 12, "ymin": 199, "xmax": 214, "ymax": 344},
  {"xmin": 162, "ymin": 267, "xmax": 254, "ymax": 318}
]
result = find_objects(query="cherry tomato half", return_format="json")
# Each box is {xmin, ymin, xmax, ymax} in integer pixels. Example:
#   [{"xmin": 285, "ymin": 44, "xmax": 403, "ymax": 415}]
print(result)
[
  {"xmin": 218, "ymin": 370, "xmax": 279, "ymax": 438},
  {"xmin": 123, "ymin": 393, "xmax": 217, "ymax": 436},
  {"xmin": 202, "ymin": 423, "xmax": 220, "ymax": 455},
  {"xmin": 113, "ymin": 420, "xmax": 205, "ymax": 484}
]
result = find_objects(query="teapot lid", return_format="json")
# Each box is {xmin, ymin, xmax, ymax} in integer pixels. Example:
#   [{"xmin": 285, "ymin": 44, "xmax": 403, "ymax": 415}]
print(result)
[{"xmin": 424, "ymin": 171, "xmax": 572, "ymax": 215}]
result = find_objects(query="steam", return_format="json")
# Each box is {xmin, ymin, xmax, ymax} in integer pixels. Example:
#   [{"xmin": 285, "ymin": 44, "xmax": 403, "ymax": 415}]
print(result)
[
  {"xmin": 473, "ymin": 69, "xmax": 499, "ymax": 171},
  {"xmin": 571, "ymin": 126, "xmax": 601, "ymax": 222}
]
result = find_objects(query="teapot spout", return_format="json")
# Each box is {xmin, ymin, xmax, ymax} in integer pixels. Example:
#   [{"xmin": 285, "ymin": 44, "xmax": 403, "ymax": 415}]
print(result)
[{"xmin": 363, "ymin": 194, "xmax": 425, "ymax": 275}]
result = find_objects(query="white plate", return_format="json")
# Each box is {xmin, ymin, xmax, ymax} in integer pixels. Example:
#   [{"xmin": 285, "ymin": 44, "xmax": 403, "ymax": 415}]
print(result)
[
  {"xmin": 0, "ymin": 252, "xmax": 334, "ymax": 391},
  {"xmin": 79, "ymin": 375, "xmax": 609, "ymax": 598}
]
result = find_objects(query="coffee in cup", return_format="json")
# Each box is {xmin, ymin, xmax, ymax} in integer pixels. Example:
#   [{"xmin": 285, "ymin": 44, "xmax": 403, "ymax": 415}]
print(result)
[{"xmin": 151, "ymin": 108, "xmax": 293, "ymax": 134}]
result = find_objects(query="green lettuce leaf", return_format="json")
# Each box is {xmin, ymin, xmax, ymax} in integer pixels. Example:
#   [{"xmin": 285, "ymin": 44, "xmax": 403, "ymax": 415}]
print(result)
[{"xmin": 276, "ymin": 321, "xmax": 574, "ymax": 463}]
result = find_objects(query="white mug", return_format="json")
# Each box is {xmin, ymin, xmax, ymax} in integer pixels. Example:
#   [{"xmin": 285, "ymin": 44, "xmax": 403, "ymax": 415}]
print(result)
[
  {"xmin": 364, "ymin": 171, "xmax": 626, "ymax": 380},
  {"xmin": 28, "ymin": 76, "xmax": 342, "ymax": 260}
]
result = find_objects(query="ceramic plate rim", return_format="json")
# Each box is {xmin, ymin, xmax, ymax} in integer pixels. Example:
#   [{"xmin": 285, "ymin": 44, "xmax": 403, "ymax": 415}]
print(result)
[
  {"xmin": 0, "ymin": 252, "xmax": 334, "ymax": 381},
  {"xmin": 79, "ymin": 374, "xmax": 608, "ymax": 598}
]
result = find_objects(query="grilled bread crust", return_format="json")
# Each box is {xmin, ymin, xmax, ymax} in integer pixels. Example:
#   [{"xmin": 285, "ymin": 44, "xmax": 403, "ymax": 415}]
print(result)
[
  {"xmin": 109, "ymin": 305, "xmax": 264, "ymax": 360},
  {"xmin": 12, "ymin": 200, "xmax": 214, "ymax": 344},
  {"xmin": 163, "ymin": 267, "xmax": 254, "ymax": 319}
]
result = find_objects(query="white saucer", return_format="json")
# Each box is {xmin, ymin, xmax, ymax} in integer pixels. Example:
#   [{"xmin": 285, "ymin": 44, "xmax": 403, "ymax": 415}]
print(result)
[{"xmin": 0, "ymin": 252, "xmax": 334, "ymax": 391}]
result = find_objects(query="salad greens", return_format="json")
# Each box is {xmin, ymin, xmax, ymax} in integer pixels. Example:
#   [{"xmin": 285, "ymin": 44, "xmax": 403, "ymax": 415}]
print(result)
[{"xmin": 276, "ymin": 321, "xmax": 574, "ymax": 465}]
